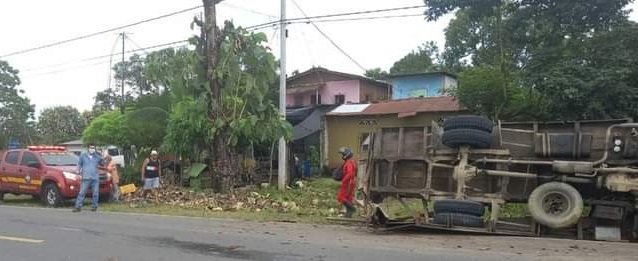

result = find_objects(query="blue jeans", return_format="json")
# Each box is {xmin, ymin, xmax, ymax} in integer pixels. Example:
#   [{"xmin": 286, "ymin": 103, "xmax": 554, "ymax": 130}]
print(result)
[{"xmin": 75, "ymin": 178, "xmax": 99, "ymax": 209}]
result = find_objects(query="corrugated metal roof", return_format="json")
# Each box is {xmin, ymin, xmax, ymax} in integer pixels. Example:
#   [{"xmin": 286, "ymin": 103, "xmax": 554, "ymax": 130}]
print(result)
[
  {"xmin": 327, "ymin": 96, "xmax": 463, "ymax": 117},
  {"xmin": 327, "ymin": 104, "xmax": 370, "ymax": 115}
]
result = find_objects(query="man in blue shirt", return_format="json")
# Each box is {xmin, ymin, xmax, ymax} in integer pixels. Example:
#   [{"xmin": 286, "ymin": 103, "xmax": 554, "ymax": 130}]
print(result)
[{"xmin": 73, "ymin": 144, "xmax": 105, "ymax": 212}]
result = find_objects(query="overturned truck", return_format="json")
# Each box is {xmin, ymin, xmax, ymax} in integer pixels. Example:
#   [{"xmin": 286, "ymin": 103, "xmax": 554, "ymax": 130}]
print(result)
[{"xmin": 363, "ymin": 116, "xmax": 638, "ymax": 241}]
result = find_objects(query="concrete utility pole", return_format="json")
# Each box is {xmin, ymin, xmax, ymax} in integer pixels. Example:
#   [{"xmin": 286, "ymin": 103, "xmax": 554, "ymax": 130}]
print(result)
[
  {"xmin": 119, "ymin": 32, "xmax": 126, "ymax": 113},
  {"xmin": 278, "ymin": 0, "xmax": 287, "ymax": 191}
]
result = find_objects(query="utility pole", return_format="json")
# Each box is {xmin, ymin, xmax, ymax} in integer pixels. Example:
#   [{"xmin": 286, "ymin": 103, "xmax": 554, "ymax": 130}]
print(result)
[
  {"xmin": 119, "ymin": 32, "xmax": 127, "ymax": 113},
  {"xmin": 278, "ymin": 0, "xmax": 287, "ymax": 191}
]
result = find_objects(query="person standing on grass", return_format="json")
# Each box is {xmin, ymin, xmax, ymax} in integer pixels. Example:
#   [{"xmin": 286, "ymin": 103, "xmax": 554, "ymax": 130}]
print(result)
[
  {"xmin": 104, "ymin": 155, "xmax": 120, "ymax": 202},
  {"xmin": 141, "ymin": 150, "xmax": 161, "ymax": 201},
  {"xmin": 73, "ymin": 144, "xmax": 105, "ymax": 212},
  {"xmin": 337, "ymin": 147, "xmax": 357, "ymax": 218}
]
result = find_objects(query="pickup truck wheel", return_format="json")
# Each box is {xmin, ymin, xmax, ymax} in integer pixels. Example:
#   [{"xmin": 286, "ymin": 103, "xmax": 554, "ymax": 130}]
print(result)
[
  {"xmin": 99, "ymin": 193, "xmax": 112, "ymax": 203},
  {"xmin": 442, "ymin": 128, "xmax": 492, "ymax": 149},
  {"xmin": 444, "ymin": 115, "xmax": 493, "ymax": 133},
  {"xmin": 434, "ymin": 199, "xmax": 485, "ymax": 216},
  {"xmin": 433, "ymin": 213, "xmax": 484, "ymax": 227},
  {"xmin": 42, "ymin": 183, "xmax": 63, "ymax": 207},
  {"xmin": 528, "ymin": 182, "xmax": 583, "ymax": 229}
]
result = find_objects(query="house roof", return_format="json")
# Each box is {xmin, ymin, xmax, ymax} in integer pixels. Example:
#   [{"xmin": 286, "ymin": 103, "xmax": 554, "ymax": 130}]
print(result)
[
  {"xmin": 387, "ymin": 71, "xmax": 458, "ymax": 79},
  {"xmin": 59, "ymin": 139, "xmax": 83, "ymax": 146},
  {"xmin": 326, "ymin": 96, "xmax": 464, "ymax": 117},
  {"xmin": 287, "ymin": 67, "xmax": 390, "ymax": 88}
]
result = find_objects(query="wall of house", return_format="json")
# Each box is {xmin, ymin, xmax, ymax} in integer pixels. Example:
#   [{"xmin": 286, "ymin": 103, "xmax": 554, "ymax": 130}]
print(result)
[
  {"xmin": 286, "ymin": 92, "xmax": 313, "ymax": 107},
  {"xmin": 323, "ymin": 111, "xmax": 461, "ymax": 168},
  {"xmin": 359, "ymin": 80, "xmax": 390, "ymax": 103},
  {"xmin": 391, "ymin": 75, "xmax": 446, "ymax": 99},
  {"xmin": 321, "ymin": 80, "xmax": 360, "ymax": 105}
]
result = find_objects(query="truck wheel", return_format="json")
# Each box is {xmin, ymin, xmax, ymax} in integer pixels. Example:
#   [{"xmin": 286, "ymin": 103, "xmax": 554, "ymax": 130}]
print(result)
[
  {"xmin": 99, "ymin": 193, "xmax": 112, "ymax": 203},
  {"xmin": 433, "ymin": 213, "xmax": 484, "ymax": 227},
  {"xmin": 42, "ymin": 183, "xmax": 63, "ymax": 207},
  {"xmin": 528, "ymin": 182, "xmax": 583, "ymax": 229},
  {"xmin": 442, "ymin": 128, "xmax": 492, "ymax": 149},
  {"xmin": 434, "ymin": 199, "xmax": 485, "ymax": 216},
  {"xmin": 444, "ymin": 115, "xmax": 493, "ymax": 133}
]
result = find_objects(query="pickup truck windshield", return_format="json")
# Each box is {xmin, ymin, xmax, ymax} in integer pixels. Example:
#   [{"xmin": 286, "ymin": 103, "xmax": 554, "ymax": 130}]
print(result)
[{"xmin": 41, "ymin": 152, "xmax": 79, "ymax": 166}]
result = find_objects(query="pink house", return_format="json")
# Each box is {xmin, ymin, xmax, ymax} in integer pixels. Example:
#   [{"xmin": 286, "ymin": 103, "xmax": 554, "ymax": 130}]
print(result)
[{"xmin": 286, "ymin": 67, "xmax": 391, "ymax": 108}]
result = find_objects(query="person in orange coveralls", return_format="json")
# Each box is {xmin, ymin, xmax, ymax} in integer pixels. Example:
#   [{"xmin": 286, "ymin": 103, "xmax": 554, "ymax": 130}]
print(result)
[{"xmin": 337, "ymin": 147, "xmax": 357, "ymax": 218}]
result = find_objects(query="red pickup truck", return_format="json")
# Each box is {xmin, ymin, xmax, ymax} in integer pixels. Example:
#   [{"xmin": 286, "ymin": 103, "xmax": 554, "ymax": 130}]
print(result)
[{"xmin": 0, "ymin": 146, "xmax": 112, "ymax": 207}]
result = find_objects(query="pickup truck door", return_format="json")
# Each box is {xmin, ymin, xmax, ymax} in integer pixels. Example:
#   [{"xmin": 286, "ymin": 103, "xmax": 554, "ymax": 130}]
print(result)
[
  {"xmin": 0, "ymin": 151, "xmax": 23, "ymax": 192},
  {"xmin": 19, "ymin": 151, "xmax": 43, "ymax": 193}
]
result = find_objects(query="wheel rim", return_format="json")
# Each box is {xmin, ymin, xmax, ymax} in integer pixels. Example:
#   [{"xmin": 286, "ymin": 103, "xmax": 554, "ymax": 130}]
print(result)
[
  {"xmin": 541, "ymin": 192, "xmax": 571, "ymax": 217},
  {"xmin": 46, "ymin": 188, "xmax": 56, "ymax": 205}
]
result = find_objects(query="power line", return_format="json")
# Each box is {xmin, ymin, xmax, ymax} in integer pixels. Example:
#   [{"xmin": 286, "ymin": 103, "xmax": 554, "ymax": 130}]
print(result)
[
  {"xmin": 21, "ymin": 40, "xmax": 189, "ymax": 72},
  {"xmin": 107, "ymin": 35, "xmax": 121, "ymax": 90},
  {"xmin": 18, "ymin": 5, "xmax": 428, "ymax": 74},
  {"xmin": 290, "ymin": 0, "xmax": 366, "ymax": 72},
  {"xmin": 288, "ymin": 13, "xmax": 424, "ymax": 24},
  {"xmin": 220, "ymin": 2, "xmax": 277, "ymax": 19},
  {"xmin": 125, "ymin": 35, "xmax": 150, "ymax": 56},
  {"xmin": 5, "ymin": 4, "xmax": 425, "ymax": 58},
  {"xmin": 21, "ymin": 41, "xmax": 189, "ymax": 77},
  {"xmin": 0, "ymin": 5, "xmax": 201, "ymax": 58},
  {"xmin": 246, "ymin": 5, "xmax": 426, "ymax": 31}
]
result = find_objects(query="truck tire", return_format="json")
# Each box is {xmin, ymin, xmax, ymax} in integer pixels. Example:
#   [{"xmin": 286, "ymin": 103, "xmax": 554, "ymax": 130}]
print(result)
[
  {"xmin": 434, "ymin": 199, "xmax": 485, "ymax": 216},
  {"xmin": 42, "ymin": 183, "xmax": 63, "ymax": 207},
  {"xmin": 442, "ymin": 128, "xmax": 492, "ymax": 149},
  {"xmin": 444, "ymin": 115, "xmax": 493, "ymax": 133},
  {"xmin": 433, "ymin": 213, "xmax": 484, "ymax": 227},
  {"xmin": 527, "ymin": 182, "xmax": 583, "ymax": 229}
]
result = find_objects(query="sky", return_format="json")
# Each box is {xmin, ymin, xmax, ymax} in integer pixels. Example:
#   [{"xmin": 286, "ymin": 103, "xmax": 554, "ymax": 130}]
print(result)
[{"xmin": 1, "ymin": 0, "xmax": 637, "ymax": 117}]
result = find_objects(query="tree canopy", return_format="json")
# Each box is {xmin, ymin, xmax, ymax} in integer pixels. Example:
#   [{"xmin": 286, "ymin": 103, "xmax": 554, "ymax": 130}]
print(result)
[
  {"xmin": 0, "ymin": 60, "xmax": 36, "ymax": 148},
  {"xmin": 37, "ymin": 105, "xmax": 85, "ymax": 145},
  {"xmin": 425, "ymin": 0, "xmax": 638, "ymax": 121}
]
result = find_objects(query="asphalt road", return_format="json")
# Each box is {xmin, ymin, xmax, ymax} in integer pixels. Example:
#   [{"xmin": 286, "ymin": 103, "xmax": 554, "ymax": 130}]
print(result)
[{"xmin": 1, "ymin": 206, "xmax": 636, "ymax": 261}]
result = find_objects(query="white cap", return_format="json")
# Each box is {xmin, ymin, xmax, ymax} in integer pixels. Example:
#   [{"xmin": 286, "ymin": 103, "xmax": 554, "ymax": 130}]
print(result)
[{"xmin": 151, "ymin": 150, "xmax": 158, "ymax": 155}]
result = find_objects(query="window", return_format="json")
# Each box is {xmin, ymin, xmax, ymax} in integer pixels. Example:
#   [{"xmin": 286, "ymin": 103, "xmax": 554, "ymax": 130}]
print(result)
[
  {"xmin": 294, "ymin": 95, "xmax": 304, "ymax": 106},
  {"xmin": 310, "ymin": 95, "xmax": 322, "ymax": 105},
  {"xmin": 20, "ymin": 152, "xmax": 39, "ymax": 167},
  {"xmin": 4, "ymin": 151, "xmax": 20, "ymax": 165},
  {"xmin": 334, "ymin": 94, "xmax": 345, "ymax": 104},
  {"xmin": 107, "ymin": 148, "xmax": 120, "ymax": 156},
  {"xmin": 41, "ymin": 152, "xmax": 79, "ymax": 166}
]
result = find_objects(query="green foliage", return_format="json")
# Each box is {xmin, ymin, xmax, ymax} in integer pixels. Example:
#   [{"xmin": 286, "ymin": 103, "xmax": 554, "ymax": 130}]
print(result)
[
  {"xmin": 425, "ymin": 0, "xmax": 638, "ymax": 121},
  {"xmin": 163, "ymin": 97, "xmax": 214, "ymax": 158},
  {"xmin": 82, "ymin": 111, "xmax": 129, "ymax": 145},
  {"xmin": 156, "ymin": 24, "xmax": 291, "ymax": 159},
  {"xmin": 389, "ymin": 41, "xmax": 440, "ymax": 75},
  {"xmin": 0, "ymin": 60, "xmax": 36, "ymax": 149},
  {"xmin": 364, "ymin": 68, "xmax": 389, "ymax": 80},
  {"xmin": 37, "ymin": 106, "xmax": 85, "ymax": 144}
]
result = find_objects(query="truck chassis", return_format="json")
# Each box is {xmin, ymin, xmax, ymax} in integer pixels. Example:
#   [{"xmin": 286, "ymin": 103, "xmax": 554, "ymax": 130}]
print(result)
[{"xmin": 361, "ymin": 117, "xmax": 638, "ymax": 242}]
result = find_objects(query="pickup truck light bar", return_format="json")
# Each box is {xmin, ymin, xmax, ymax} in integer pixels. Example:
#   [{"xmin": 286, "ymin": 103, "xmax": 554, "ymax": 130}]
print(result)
[{"xmin": 27, "ymin": 146, "xmax": 67, "ymax": 151}]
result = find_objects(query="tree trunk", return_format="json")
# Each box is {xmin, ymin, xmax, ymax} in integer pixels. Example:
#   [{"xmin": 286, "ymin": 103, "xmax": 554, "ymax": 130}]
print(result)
[{"xmin": 203, "ymin": 0, "xmax": 232, "ymax": 193}]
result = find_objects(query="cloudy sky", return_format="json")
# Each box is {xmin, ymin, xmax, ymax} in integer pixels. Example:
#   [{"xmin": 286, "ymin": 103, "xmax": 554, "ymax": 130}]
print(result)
[{"xmin": 1, "ymin": 0, "xmax": 637, "ymax": 116}]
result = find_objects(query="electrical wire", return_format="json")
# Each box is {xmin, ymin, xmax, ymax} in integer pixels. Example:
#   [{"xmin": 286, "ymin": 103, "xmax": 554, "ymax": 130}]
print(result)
[
  {"xmin": 288, "ymin": 13, "xmax": 424, "ymax": 24},
  {"xmin": 107, "ymin": 34, "xmax": 122, "ymax": 90},
  {"xmin": 290, "ymin": 0, "xmax": 366, "ymax": 72},
  {"xmin": 245, "ymin": 5, "xmax": 426, "ymax": 31},
  {"xmin": 126, "ymin": 35, "xmax": 151, "ymax": 56},
  {"xmin": 0, "ymin": 5, "xmax": 201, "ymax": 58},
  {"xmin": 18, "ymin": 5, "xmax": 427, "ymax": 74},
  {"xmin": 21, "ymin": 40, "xmax": 189, "ymax": 72},
  {"xmin": 5, "ymin": 4, "xmax": 425, "ymax": 58},
  {"xmin": 220, "ymin": 2, "xmax": 277, "ymax": 19},
  {"xmin": 21, "ymin": 42, "xmax": 189, "ymax": 78}
]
